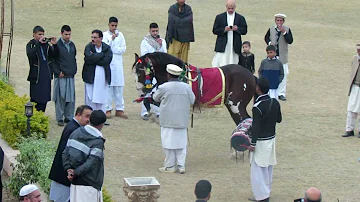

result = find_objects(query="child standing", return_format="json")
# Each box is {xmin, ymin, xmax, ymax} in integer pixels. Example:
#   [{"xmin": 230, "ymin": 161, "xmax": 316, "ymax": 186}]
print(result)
[
  {"xmin": 258, "ymin": 45, "xmax": 284, "ymax": 99},
  {"xmin": 238, "ymin": 41, "xmax": 255, "ymax": 74}
]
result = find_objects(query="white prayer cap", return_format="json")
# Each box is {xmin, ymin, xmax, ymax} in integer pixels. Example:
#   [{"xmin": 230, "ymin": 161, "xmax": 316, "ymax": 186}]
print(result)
[
  {"xmin": 356, "ymin": 44, "xmax": 360, "ymax": 49},
  {"xmin": 19, "ymin": 184, "xmax": 39, "ymax": 196},
  {"xmin": 166, "ymin": 64, "xmax": 183, "ymax": 76},
  {"xmin": 274, "ymin": 13, "xmax": 287, "ymax": 19}
]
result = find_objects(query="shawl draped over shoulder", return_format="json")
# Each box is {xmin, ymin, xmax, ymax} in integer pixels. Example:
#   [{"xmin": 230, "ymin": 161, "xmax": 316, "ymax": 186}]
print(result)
[{"xmin": 166, "ymin": 3, "xmax": 195, "ymax": 47}]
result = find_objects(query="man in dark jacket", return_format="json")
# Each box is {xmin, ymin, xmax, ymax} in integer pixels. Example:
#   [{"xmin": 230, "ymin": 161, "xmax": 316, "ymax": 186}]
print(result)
[
  {"xmin": 212, "ymin": 0, "xmax": 247, "ymax": 67},
  {"xmin": 62, "ymin": 110, "xmax": 107, "ymax": 202},
  {"xmin": 48, "ymin": 105, "xmax": 92, "ymax": 202},
  {"xmin": 52, "ymin": 25, "xmax": 78, "ymax": 126},
  {"xmin": 82, "ymin": 30, "xmax": 113, "ymax": 113},
  {"xmin": 248, "ymin": 78, "xmax": 282, "ymax": 202},
  {"xmin": 165, "ymin": 0, "xmax": 194, "ymax": 63},
  {"xmin": 26, "ymin": 26, "xmax": 58, "ymax": 112}
]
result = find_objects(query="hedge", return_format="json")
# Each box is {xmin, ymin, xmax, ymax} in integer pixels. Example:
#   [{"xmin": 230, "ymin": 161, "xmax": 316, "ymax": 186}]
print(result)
[
  {"xmin": 0, "ymin": 80, "xmax": 49, "ymax": 148},
  {"xmin": 7, "ymin": 137, "xmax": 56, "ymax": 196},
  {"xmin": 6, "ymin": 137, "xmax": 114, "ymax": 202}
]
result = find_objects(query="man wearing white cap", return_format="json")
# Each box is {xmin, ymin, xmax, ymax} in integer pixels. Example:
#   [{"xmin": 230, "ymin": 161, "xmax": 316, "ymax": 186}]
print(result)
[
  {"xmin": 153, "ymin": 64, "xmax": 195, "ymax": 174},
  {"xmin": 264, "ymin": 13, "xmax": 293, "ymax": 101},
  {"xmin": 342, "ymin": 44, "xmax": 360, "ymax": 138},
  {"xmin": 19, "ymin": 184, "xmax": 42, "ymax": 202}
]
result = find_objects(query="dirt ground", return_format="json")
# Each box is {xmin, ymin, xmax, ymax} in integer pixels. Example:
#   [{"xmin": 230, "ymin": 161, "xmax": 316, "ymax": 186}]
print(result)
[{"xmin": 2, "ymin": 0, "xmax": 360, "ymax": 201}]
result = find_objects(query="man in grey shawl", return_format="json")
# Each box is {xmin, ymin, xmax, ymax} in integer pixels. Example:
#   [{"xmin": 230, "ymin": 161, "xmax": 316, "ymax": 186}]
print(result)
[
  {"xmin": 165, "ymin": 0, "xmax": 194, "ymax": 63},
  {"xmin": 52, "ymin": 25, "xmax": 77, "ymax": 126}
]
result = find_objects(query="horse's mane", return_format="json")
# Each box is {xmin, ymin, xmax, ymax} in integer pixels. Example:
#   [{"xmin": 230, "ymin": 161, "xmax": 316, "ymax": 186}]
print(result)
[{"xmin": 145, "ymin": 52, "xmax": 186, "ymax": 69}]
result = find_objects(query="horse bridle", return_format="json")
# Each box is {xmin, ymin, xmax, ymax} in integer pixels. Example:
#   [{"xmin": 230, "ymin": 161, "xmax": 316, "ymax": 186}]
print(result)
[{"xmin": 135, "ymin": 57, "xmax": 156, "ymax": 93}]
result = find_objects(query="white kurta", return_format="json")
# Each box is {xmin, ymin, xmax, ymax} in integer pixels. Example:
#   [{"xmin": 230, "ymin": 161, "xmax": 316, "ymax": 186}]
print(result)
[
  {"xmin": 102, "ymin": 30, "xmax": 126, "ymax": 86},
  {"xmin": 250, "ymin": 138, "xmax": 276, "ymax": 201},
  {"xmin": 249, "ymin": 138, "xmax": 276, "ymax": 167},
  {"xmin": 70, "ymin": 184, "xmax": 103, "ymax": 202},
  {"xmin": 140, "ymin": 37, "xmax": 167, "ymax": 56},
  {"xmin": 278, "ymin": 63, "xmax": 289, "ymax": 96},
  {"xmin": 161, "ymin": 127, "xmax": 187, "ymax": 149},
  {"xmin": 212, "ymin": 12, "xmax": 239, "ymax": 67},
  {"xmin": 85, "ymin": 46, "xmax": 109, "ymax": 105},
  {"xmin": 348, "ymin": 85, "xmax": 360, "ymax": 112}
]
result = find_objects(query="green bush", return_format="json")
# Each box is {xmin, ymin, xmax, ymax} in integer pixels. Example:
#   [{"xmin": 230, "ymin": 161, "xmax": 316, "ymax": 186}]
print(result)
[
  {"xmin": 7, "ymin": 137, "xmax": 114, "ymax": 201},
  {"xmin": 103, "ymin": 187, "xmax": 114, "ymax": 202},
  {"xmin": 0, "ymin": 81, "xmax": 49, "ymax": 148},
  {"xmin": 7, "ymin": 137, "xmax": 56, "ymax": 197}
]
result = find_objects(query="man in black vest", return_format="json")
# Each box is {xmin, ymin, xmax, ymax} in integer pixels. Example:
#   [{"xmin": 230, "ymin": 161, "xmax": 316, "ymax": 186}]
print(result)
[
  {"xmin": 52, "ymin": 25, "xmax": 77, "ymax": 127},
  {"xmin": 48, "ymin": 105, "xmax": 92, "ymax": 202},
  {"xmin": 212, "ymin": 0, "xmax": 247, "ymax": 67},
  {"xmin": 248, "ymin": 78, "xmax": 282, "ymax": 202}
]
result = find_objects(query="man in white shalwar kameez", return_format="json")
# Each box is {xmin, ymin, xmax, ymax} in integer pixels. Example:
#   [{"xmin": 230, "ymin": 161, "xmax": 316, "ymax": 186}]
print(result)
[
  {"xmin": 212, "ymin": 0, "xmax": 247, "ymax": 67},
  {"xmin": 153, "ymin": 64, "xmax": 195, "ymax": 174},
  {"xmin": 139, "ymin": 22, "xmax": 167, "ymax": 120},
  {"xmin": 342, "ymin": 44, "xmax": 360, "ymax": 138},
  {"xmin": 82, "ymin": 30, "xmax": 112, "ymax": 114},
  {"xmin": 248, "ymin": 78, "xmax": 282, "ymax": 202},
  {"xmin": 102, "ymin": 17, "xmax": 128, "ymax": 119}
]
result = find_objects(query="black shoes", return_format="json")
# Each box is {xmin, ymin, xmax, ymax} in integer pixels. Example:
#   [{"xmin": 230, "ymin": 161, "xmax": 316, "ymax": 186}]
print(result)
[
  {"xmin": 342, "ymin": 131, "xmax": 354, "ymax": 137},
  {"xmin": 278, "ymin": 95, "xmax": 286, "ymax": 101},
  {"xmin": 57, "ymin": 120, "xmax": 65, "ymax": 126}
]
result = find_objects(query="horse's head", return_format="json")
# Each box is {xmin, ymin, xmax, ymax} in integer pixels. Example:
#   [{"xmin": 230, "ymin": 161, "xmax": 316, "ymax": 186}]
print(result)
[
  {"xmin": 132, "ymin": 52, "xmax": 186, "ymax": 96},
  {"xmin": 132, "ymin": 53, "xmax": 154, "ymax": 96}
]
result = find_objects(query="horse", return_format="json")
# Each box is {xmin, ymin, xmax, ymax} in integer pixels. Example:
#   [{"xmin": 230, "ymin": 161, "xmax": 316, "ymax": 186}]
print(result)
[{"xmin": 132, "ymin": 52, "xmax": 256, "ymax": 126}]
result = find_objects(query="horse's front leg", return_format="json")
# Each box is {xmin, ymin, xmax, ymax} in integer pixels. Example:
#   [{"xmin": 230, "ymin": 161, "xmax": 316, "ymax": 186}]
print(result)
[
  {"xmin": 225, "ymin": 92, "xmax": 251, "ymax": 125},
  {"xmin": 225, "ymin": 92, "xmax": 242, "ymax": 125}
]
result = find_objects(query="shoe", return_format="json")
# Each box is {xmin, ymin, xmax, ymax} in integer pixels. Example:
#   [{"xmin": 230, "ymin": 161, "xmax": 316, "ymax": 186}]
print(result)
[
  {"xmin": 158, "ymin": 166, "xmax": 176, "ymax": 173},
  {"xmin": 106, "ymin": 110, "xmax": 112, "ymax": 119},
  {"xmin": 104, "ymin": 122, "xmax": 110, "ymax": 126},
  {"xmin": 64, "ymin": 119, "xmax": 70, "ymax": 124},
  {"xmin": 278, "ymin": 95, "xmax": 286, "ymax": 101},
  {"xmin": 142, "ymin": 114, "xmax": 149, "ymax": 121},
  {"xmin": 115, "ymin": 110, "xmax": 128, "ymax": 119},
  {"xmin": 342, "ymin": 131, "xmax": 354, "ymax": 137},
  {"xmin": 57, "ymin": 120, "xmax": 64, "ymax": 126},
  {"xmin": 178, "ymin": 165, "xmax": 185, "ymax": 174}
]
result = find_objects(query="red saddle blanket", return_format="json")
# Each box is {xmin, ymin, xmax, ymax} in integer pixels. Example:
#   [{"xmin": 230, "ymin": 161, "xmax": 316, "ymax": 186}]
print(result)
[{"xmin": 187, "ymin": 65, "xmax": 225, "ymax": 106}]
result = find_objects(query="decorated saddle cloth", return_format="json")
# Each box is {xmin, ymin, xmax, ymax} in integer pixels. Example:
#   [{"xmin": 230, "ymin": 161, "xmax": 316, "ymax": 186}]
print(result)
[{"xmin": 186, "ymin": 65, "xmax": 225, "ymax": 106}]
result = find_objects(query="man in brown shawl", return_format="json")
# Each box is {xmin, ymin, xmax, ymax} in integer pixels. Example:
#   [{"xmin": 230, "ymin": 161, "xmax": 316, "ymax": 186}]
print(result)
[{"xmin": 165, "ymin": 0, "xmax": 194, "ymax": 63}]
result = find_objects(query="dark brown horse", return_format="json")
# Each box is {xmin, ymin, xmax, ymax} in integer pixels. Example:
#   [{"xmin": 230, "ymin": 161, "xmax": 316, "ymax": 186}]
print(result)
[{"xmin": 132, "ymin": 52, "xmax": 256, "ymax": 125}]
